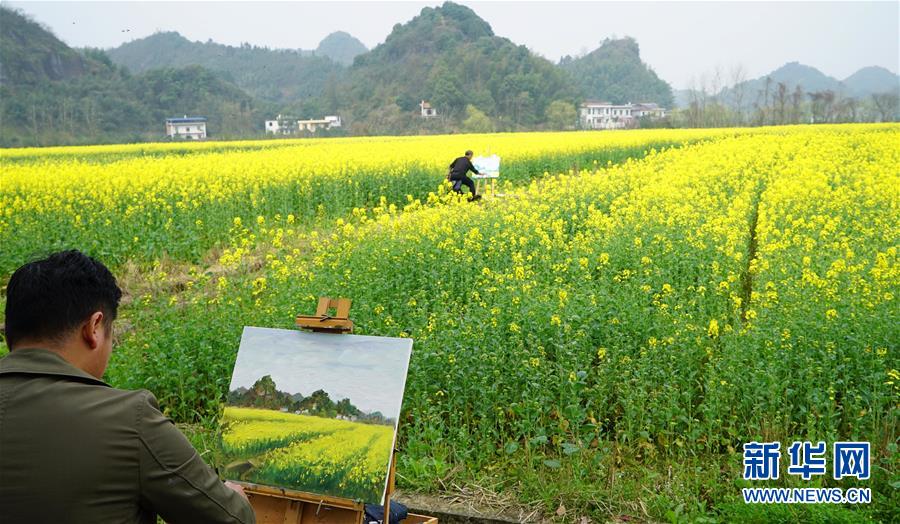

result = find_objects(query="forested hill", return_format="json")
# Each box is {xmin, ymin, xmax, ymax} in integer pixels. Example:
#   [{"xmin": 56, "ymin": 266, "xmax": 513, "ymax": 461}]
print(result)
[
  {"xmin": 0, "ymin": 6, "xmax": 260, "ymax": 147},
  {"xmin": 315, "ymin": 31, "xmax": 369, "ymax": 66},
  {"xmin": 1, "ymin": 2, "xmax": 684, "ymax": 144},
  {"xmin": 106, "ymin": 31, "xmax": 356, "ymax": 103},
  {"xmin": 334, "ymin": 1, "xmax": 578, "ymax": 134},
  {"xmin": 559, "ymin": 37, "xmax": 674, "ymax": 107},
  {"xmin": 0, "ymin": 5, "xmax": 98, "ymax": 85}
]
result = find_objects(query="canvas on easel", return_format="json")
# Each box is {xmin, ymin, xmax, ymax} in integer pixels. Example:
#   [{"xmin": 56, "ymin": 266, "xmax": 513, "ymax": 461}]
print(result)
[{"xmin": 220, "ymin": 326, "xmax": 412, "ymax": 505}]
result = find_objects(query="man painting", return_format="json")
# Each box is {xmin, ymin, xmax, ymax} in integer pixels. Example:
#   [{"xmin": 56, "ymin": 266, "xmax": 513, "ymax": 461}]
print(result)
[
  {"xmin": 448, "ymin": 150, "xmax": 482, "ymax": 201},
  {"xmin": 0, "ymin": 250, "xmax": 255, "ymax": 523}
]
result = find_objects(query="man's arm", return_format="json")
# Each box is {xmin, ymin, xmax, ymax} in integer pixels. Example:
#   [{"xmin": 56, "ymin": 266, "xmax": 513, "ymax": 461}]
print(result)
[
  {"xmin": 467, "ymin": 158, "xmax": 480, "ymax": 175},
  {"xmin": 137, "ymin": 392, "xmax": 255, "ymax": 524}
]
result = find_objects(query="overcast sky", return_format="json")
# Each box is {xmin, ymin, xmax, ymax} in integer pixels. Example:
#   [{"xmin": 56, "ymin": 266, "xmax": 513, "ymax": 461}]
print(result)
[
  {"xmin": 7, "ymin": 1, "xmax": 899, "ymax": 89},
  {"xmin": 229, "ymin": 327, "xmax": 412, "ymax": 417}
]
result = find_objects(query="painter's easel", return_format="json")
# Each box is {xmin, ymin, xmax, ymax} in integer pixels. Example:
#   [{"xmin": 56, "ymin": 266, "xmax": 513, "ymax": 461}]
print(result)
[
  {"xmin": 235, "ymin": 297, "xmax": 435, "ymax": 524},
  {"xmin": 472, "ymin": 154, "xmax": 501, "ymax": 197}
]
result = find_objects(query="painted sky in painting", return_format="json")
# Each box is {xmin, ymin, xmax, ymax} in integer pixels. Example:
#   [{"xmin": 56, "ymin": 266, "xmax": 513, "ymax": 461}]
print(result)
[{"xmin": 229, "ymin": 326, "xmax": 412, "ymax": 417}]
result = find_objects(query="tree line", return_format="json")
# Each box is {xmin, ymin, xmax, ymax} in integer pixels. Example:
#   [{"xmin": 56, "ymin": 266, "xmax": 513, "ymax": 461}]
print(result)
[
  {"xmin": 228, "ymin": 375, "xmax": 394, "ymax": 426},
  {"xmin": 671, "ymin": 66, "xmax": 898, "ymax": 128}
]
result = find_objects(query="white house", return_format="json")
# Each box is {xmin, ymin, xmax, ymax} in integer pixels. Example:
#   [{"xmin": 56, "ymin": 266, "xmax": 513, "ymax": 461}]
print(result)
[
  {"xmin": 266, "ymin": 115, "xmax": 341, "ymax": 134},
  {"xmin": 579, "ymin": 101, "xmax": 667, "ymax": 130},
  {"xmin": 631, "ymin": 102, "xmax": 667, "ymax": 119},
  {"xmin": 165, "ymin": 116, "xmax": 207, "ymax": 139},
  {"xmin": 297, "ymin": 115, "xmax": 342, "ymax": 132},
  {"xmin": 420, "ymin": 100, "xmax": 437, "ymax": 118},
  {"xmin": 265, "ymin": 114, "xmax": 298, "ymax": 135}
]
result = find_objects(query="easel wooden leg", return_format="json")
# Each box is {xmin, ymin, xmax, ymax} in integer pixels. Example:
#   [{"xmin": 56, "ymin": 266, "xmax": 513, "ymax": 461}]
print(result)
[{"xmin": 384, "ymin": 452, "xmax": 397, "ymax": 524}]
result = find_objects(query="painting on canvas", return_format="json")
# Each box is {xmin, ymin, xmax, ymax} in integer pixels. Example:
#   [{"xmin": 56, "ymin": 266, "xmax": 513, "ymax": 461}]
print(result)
[{"xmin": 220, "ymin": 326, "xmax": 412, "ymax": 503}]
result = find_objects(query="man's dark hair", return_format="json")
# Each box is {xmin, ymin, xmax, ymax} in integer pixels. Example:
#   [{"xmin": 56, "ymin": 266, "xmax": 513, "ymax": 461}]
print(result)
[
  {"xmin": 4, "ymin": 250, "xmax": 122, "ymax": 348},
  {"xmin": 465, "ymin": 150, "xmax": 473, "ymax": 156}
]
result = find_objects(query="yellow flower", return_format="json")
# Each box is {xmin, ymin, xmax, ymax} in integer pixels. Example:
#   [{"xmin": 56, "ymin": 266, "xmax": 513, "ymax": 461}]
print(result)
[
  {"xmin": 251, "ymin": 277, "xmax": 267, "ymax": 296},
  {"xmin": 708, "ymin": 319, "xmax": 719, "ymax": 339}
]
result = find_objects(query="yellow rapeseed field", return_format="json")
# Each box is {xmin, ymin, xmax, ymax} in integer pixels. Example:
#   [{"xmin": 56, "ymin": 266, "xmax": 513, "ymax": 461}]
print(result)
[
  {"xmin": 2, "ymin": 128, "xmax": 738, "ymax": 274},
  {"xmin": 220, "ymin": 407, "xmax": 394, "ymax": 501},
  {"xmin": 2, "ymin": 124, "xmax": 897, "ymax": 520}
]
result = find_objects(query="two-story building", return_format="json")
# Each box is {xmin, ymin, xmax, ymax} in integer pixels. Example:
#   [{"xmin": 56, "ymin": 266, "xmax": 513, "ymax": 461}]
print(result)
[
  {"xmin": 267, "ymin": 115, "xmax": 342, "ymax": 134},
  {"xmin": 297, "ymin": 115, "xmax": 342, "ymax": 132},
  {"xmin": 165, "ymin": 116, "xmax": 207, "ymax": 139},
  {"xmin": 265, "ymin": 115, "xmax": 298, "ymax": 135},
  {"xmin": 631, "ymin": 102, "xmax": 666, "ymax": 119},
  {"xmin": 579, "ymin": 101, "xmax": 667, "ymax": 130}
]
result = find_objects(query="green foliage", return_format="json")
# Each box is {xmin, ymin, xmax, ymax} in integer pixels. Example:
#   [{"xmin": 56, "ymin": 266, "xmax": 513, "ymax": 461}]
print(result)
[
  {"xmin": 339, "ymin": 2, "xmax": 576, "ymax": 131},
  {"xmin": 546, "ymin": 99, "xmax": 578, "ymax": 130},
  {"xmin": 0, "ymin": 7, "xmax": 95, "ymax": 85},
  {"xmin": 0, "ymin": 62, "xmax": 261, "ymax": 146},
  {"xmin": 461, "ymin": 104, "xmax": 492, "ymax": 133},
  {"xmin": 0, "ymin": 7, "xmax": 265, "ymax": 147},
  {"xmin": 106, "ymin": 31, "xmax": 346, "ymax": 104}
]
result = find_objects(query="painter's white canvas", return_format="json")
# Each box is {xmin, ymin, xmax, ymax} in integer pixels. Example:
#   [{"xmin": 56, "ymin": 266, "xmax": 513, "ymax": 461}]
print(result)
[{"xmin": 473, "ymin": 154, "xmax": 501, "ymax": 177}]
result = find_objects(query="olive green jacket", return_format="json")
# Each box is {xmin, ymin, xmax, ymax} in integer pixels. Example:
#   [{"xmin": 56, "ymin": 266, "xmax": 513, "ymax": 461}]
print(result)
[{"xmin": 0, "ymin": 348, "xmax": 255, "ymax": 523}]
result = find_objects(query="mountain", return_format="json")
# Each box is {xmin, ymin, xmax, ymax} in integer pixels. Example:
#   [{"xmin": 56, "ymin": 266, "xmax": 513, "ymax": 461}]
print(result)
[
  {"xmin": 0, "ymin": 6, "xmax": 260, "ymax": 147},
  {"xmin": 316, "ymin": 31, "xmax": 367, "ymax": 66},
  {"xmin": 107, "ymin": 31, "xmax": 347, "ymax": 103},
  {"xmin": 843, "ymin": 66, "xmax": 900, "ymax": 98},
  {"xmin": 708, "ymin": 62, "xmax": 899, "ymax": 112},
  {"xmin": 330, "ymin": 1, "xmax": 577, "ymax": 133},
  {"xmin": 731, "ymin": 62, "xmax": 843, "ymax": 105},
  {"xmin": 0, "ymin": 7, "xmax": 98, "ymax": 85},
  {"xmin": 767, "ymin": 61, "xmax": 843, "ymax": 92},
  {"xmin": 559, "ymin": 37, "xmax": 673, "ymax": 108}
]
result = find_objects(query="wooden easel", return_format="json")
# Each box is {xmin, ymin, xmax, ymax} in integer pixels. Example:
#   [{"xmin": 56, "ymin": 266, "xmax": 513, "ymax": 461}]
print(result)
[
  {"xmin": 295, "ymin": 297, "xmax": 355, "ymax": 333},
  {"xmin": 236, "ymin": 297, "xmax": 434, "ymax": 524},
  {"xmin": 471, "ymin": 153, "xmax": 501, "ymax": 198}
]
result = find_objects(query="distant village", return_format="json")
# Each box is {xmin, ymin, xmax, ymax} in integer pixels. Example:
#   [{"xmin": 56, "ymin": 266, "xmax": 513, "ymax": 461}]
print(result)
[{"xmin": 164, "ymin": 98, "xmax": 668, "ymax": 139}]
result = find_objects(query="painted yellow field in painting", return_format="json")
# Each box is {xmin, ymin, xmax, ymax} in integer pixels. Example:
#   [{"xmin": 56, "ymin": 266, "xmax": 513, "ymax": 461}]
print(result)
[{"xmin": 221, "ymin": 407, "xmax": 394, "ymax": 502}]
